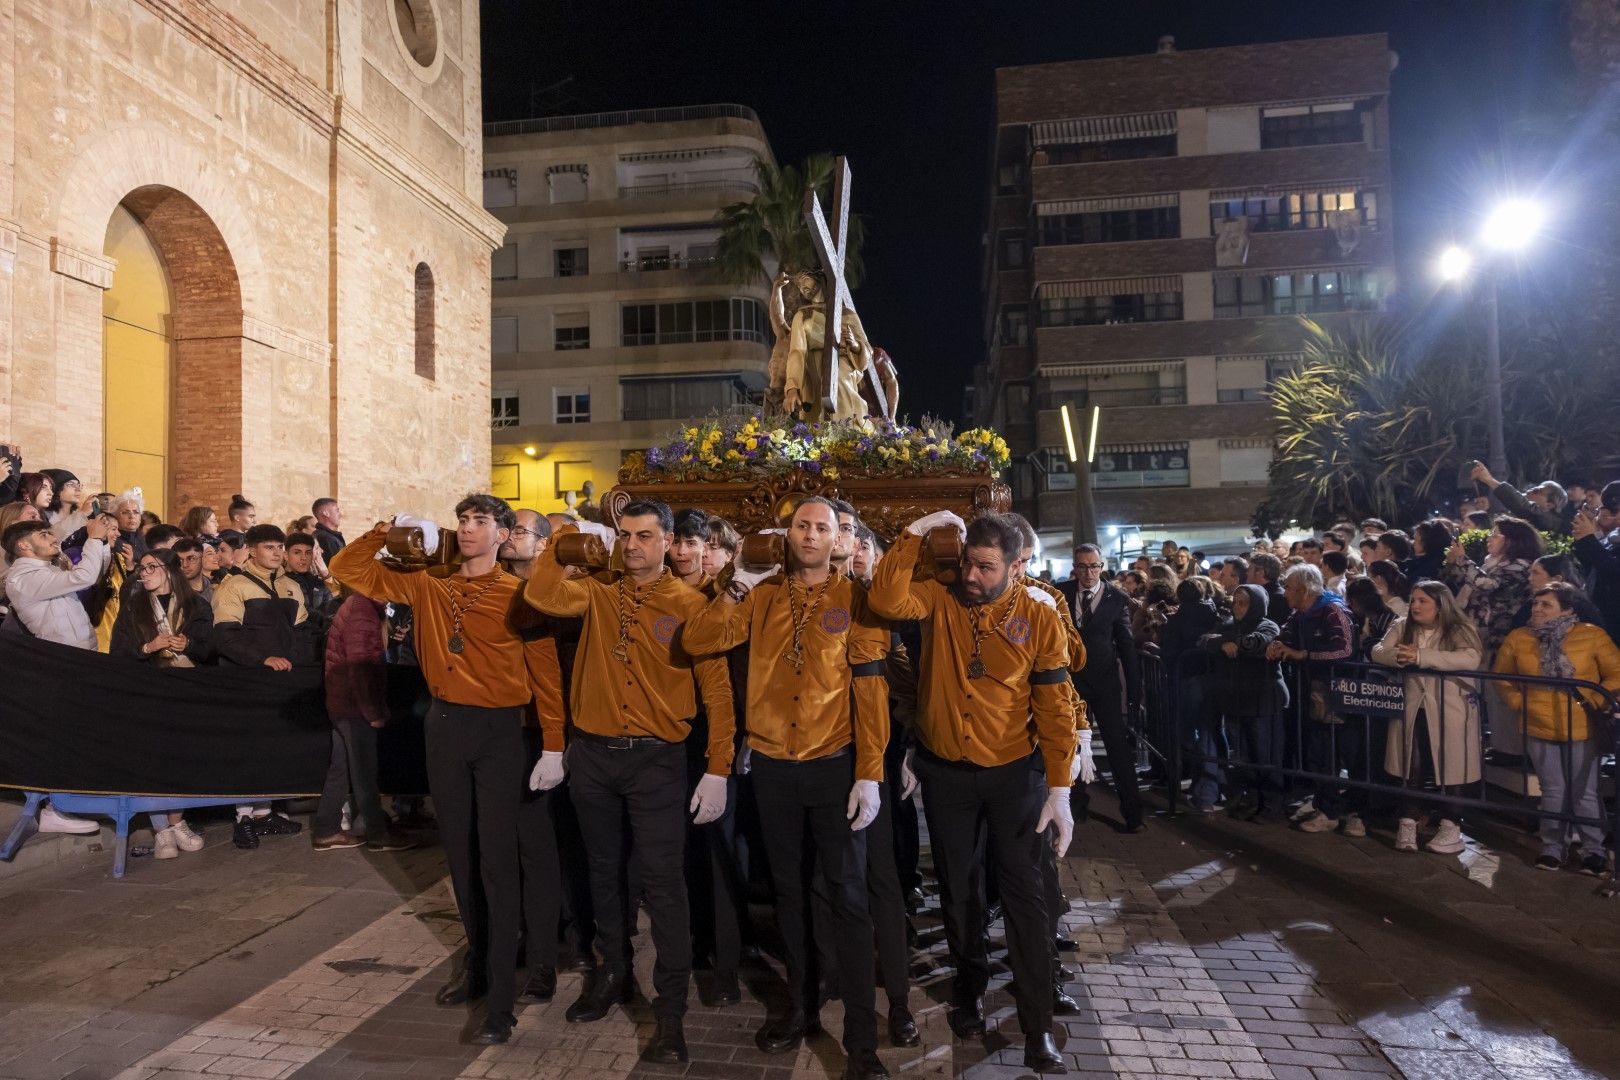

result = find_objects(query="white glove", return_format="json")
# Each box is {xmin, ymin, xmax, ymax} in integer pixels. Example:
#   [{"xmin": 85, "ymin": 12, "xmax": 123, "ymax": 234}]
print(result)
[
  {"xmin": 1070, "ymin": 729, "xmax": 1096, "ymax": 785},
  {"xmin": 1037, "ymin": 786, "xmax": 1075, "ymax": 858},
  {"xmin": 899, "ymin": 747, "xmax": 919, "ymax": 799},
  {"xmin": 1025, "ymin": 585, "xmax": 1056, "ymax": 607},
  {"xmin": 576, "ymin": 520, "xmax": 617, "ymax": 550},
  {"xmin": 847, "ymin": 779, "xmax": 881, "ymax": 831},
  {"xmin": 392, "ymin": 514, "xmax": 440, "ymax": 556},
  {"xmin": 907, "ymin": 510, "xmax": 966, "ymax": 538},
  {"xmin": 529, "ymin": 750, "xmax": 565, "ymax": 792},
  {"xmin": 730, "ymin": 563, "xmax": 780, "ymax": 594},
  {"xmin": 689, "ymin": 772, "xmax": 728, "ymax": 825}
]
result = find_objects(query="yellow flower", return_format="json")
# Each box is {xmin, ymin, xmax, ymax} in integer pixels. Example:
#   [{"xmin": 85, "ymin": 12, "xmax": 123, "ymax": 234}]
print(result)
[
  {"xmin": 900, "ymin": 448, "xmax": 912, "ymax": 462},
  {"xmin": 771, "ymin": 428, "xmax": 787, "ymax": 440},
  {"xmin": 746, "ymin": 437, "xmax": 758, "ymax": 450},
  {"xmin": 824, "ymin": 465, "xmax": 840, "ymax": 479},
  {"xmin": 725, "ymin": 449, "xmax": 742, "ymax": 461}
]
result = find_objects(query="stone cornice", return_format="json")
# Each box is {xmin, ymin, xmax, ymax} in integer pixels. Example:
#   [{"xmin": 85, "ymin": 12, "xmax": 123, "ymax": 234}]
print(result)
[{"xmin": 50, "ymin": 238, "xmax": 116, "ymax": 289}]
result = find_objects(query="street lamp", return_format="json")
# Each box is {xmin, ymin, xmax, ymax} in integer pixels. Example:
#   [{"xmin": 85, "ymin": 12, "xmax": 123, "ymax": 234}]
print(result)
[{"xmin": 1434, "ymin": 198, "xmax": 1545, "ymax": 477}]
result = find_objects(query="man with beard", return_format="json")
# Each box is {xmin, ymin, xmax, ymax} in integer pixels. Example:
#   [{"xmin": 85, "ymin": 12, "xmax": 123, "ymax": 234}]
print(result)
[
  {"xmin": 868, "ymin": 511, "xmax": 1075, "ymax": 1074},
  {"xmin": 683, "ymin": 497, "xmax": 890, "ymax": 1079}
]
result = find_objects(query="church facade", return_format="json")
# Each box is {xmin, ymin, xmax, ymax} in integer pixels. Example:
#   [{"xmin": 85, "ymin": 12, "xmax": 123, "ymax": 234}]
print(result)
[{"xmin": 0, "ymin": 0, "xmax": 503, "ymax": 522}]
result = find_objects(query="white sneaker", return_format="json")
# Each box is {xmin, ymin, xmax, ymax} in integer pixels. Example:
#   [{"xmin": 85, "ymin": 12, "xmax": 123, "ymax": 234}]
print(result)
[
  {"xmin": 1298, "ymin": 812, "xmax": 1340, "ymax": 833},
  {"xmin": 1395, "ymin": 819, "xmax": 1419, "ymax": 852},
  {"xmin": 1289, "ymin": 797, "xmax": 1317, "ymax": 822},
  {"xmin": 1426, "ymin": 819, "xmax": 1465, "ymax": 854},
  {"xmin": 340, "ymin": 800, "xmax": 353, "ymax": 834},
  {"xmin": 153, "ymin": 827, "xmax": 180, "ymax": 860},
  {"xmin": 38, "ymin": 805, "xmax": 100, "ymax": 835},
  {"xmin": 172, "ymin": 821, "xmax": 205, "ymax": 852},
  {"xmin": 1341, "ymin": 813, "xmax": 1367, "ymax": 838}
]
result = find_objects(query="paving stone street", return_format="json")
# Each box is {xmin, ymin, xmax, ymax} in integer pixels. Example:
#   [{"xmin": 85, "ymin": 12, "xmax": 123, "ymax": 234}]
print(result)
[{"xmin": 1, "ymin": 789, "xmax": 1617, "ymax": 1080}]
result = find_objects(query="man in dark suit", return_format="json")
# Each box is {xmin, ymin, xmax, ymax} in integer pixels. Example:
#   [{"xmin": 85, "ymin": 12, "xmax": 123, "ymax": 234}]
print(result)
[
  {"xmin": 1249, "ymin": 553, "xmax": 1291, "ymax": 626},
  {"xmin": 1059, "ymin": 543, "xmax": 1145, "ymax": 832}
]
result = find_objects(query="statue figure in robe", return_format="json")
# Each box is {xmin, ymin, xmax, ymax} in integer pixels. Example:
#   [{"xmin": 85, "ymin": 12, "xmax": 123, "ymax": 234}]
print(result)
[{"xmin": 780, "ymin": 270, "xmax": 883, "ymax": 423}]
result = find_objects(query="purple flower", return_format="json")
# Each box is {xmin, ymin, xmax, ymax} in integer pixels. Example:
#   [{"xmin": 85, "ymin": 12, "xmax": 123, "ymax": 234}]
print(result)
[{"xmin": 647, "ymin": 447, "xmax": 663, "ymax": 466}]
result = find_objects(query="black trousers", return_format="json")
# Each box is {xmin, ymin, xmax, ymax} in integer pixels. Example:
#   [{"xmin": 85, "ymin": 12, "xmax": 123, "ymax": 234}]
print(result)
[
  {"xmin": 884, "ymin": 733, "xmax": 921, "ymax": 893},
  {"xmin": 549, "ymin": 771, "xmax": 596, "ymax": 960},
  {"xmin": 569, "ymin": 736, "xmax": 691, "ymax": 1018},
  {"xmin": 518, "ymin": 727, "xmax": 562, "ymax": 972},
  {"xmin": 915, "ymin": 747, "xmax": 1053, "ymax": 1037},
  {"xmin": 1072, "ymin": 684, "xmax": 1143, "ymax": 827},
  {"xmin": 424, "ymin": 700, "xmax": 524, "ymax": 1016},
  {"xmin": 752, "ymin": 751, "xmax": 878, "ymax": 1053},
  {"xmin": 686, "ymin": 734, "xmax": 748, "ymax": 978},
  {"xmin": 865, "ymin": 781, "xmax": 911, "ymax": 1008},
  {"xmin": 314, "ymin": 716, "xmax": 386, "ymax": 842}
]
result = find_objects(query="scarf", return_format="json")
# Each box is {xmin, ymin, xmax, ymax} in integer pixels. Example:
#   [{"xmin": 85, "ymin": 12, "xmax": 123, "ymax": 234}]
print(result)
[
  {"xmin": 150, "ymin": 592, "xmax": 194, "ymax": 669},
  {"xmin": 1530, "ymin": 611, "xmax": 1578, "ymax": 682}
]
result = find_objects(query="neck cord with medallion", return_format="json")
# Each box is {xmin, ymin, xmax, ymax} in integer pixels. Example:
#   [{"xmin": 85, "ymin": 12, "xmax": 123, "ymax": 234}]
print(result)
[
  {"xmin": 613, "ymin": 567, "xmax": 668, "ymax": 662},
  {"xmin": 446, "ymin": 573, "xmax": 504, "ymax": 655},
  {"xmin": 965, "ymin": 586, "xmax": 1020, "ymax": 680},
  {"xmin": 784, "ymin": 572, "xmax": 835, "ymax": 669}
]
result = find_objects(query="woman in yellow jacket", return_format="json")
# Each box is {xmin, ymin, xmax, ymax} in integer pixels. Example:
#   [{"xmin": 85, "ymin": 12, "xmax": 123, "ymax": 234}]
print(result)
[{"xmin": 1494, "ymin": 583, "xmax": 1620, "ymax": 874}]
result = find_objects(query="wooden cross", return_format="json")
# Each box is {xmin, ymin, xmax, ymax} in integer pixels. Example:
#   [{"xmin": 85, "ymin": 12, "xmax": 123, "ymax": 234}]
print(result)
[{"xmin": 803, "ymin": 156, "xmax": 888, "ymax": 419}]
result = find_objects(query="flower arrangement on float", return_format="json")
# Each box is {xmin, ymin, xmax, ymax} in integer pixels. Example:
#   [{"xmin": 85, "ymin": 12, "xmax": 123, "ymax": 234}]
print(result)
[{"xmin": 619, "ymin": 415, "xmax": 1011, "ymax": 485}]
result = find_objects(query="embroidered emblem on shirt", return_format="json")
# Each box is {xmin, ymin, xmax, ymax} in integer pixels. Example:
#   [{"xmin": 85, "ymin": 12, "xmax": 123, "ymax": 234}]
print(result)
[
  {"xmin": 652, "ymin": 614, "xmax": 680, "ymax": 643},
  {"xmin": 820, "ymin": 606, "xmax": 851, "ymax": 634},
  {"xmin": 1003, "ymin": 615, "xmax": 1032, "ymax": 645}
]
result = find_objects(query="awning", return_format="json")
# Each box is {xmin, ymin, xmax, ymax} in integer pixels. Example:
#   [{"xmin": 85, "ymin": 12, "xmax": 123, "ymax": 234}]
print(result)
[
  {"xmin": 1209, "ymin": 180, "xmax": 1368, "ymax": 201},
  {"xmin": 1038, "ymin": 275, "xmax": 1182, "ymax": 299},
  {"xmin": 1220, "ymin": 437, "xmax": 1274, "ymax": 450},
  {"xmin": 545, "ymin": 163, "xmax": 588, "ymax": 175},
  {"xmin": 1098, "ymin": 442, "xmax": 1188, "ymax": 454},
  {"xmin": 619, "ymin": 146, "xmax": 730, "ymax": 163},
  {"xmin": 1043, "ymin": 359, "xmax": 1184, "ymax": 377},
  {"xmin": 1037, "ymin": 192, "xmax": 1179, "ymax": 216},
  {"xmin": 1030, "ymin": 111, "xmax": 1177, "ymax": 148}
]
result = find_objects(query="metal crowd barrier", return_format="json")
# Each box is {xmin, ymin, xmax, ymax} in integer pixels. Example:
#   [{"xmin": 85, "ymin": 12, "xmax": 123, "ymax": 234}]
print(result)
[{"xmin": 1157, "ymin": 650, "xmax": 1619, "ymax": 890}]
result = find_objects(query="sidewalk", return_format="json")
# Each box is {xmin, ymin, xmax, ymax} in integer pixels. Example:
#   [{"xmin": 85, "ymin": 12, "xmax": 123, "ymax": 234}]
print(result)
[{"xmin": 0, "ymin": 790, "xmax": 1614, "ymax": 1079}]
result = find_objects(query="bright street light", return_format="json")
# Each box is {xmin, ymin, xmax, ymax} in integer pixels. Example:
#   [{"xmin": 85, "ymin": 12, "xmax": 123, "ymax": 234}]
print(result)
[
  {"xmin": 1480, "ymin": 198, "xmax": 1545, "ymax": 251},
  {"xmin": 1437, "ymin": 245, "xmax": 1472, "ymax": 281}
]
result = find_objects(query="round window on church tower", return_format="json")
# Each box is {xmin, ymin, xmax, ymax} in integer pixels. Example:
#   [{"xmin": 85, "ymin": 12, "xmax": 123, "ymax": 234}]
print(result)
[{"xmin": 391, "ymin": 0, "xmax": 442, "ymax": 79}]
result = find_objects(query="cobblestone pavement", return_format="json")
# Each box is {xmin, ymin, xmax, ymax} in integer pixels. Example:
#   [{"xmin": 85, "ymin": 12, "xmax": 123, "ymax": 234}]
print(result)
[{"xmin": 0, "ymin": 790, "xmax": 1617, "ymax": 1080}]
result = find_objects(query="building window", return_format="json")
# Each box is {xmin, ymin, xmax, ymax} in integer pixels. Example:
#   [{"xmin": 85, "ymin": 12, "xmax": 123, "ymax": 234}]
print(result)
[
  {"xmin": 998, "ymin": 230, "xmax": 1027, "ymax": 269},
  {"xmin": 491, "ymin": 388, "xmax": 519, "ymax": 428},
  {"xmin": 482, "ymin": 168, "xmax": 517, "ymax": 208},
  {"xmin": 1216, "ymin": 355, "xmax": 1300, "ymax": 402},
  {"xmin": 413, "ymin": 262, "xmax": 434, "ymax": 380},
  {"xmin": 547, "ymin": 165, "xmax": 588, "ymax": 204},
  {"xmin": 633, "ymin": 246, "xmax": 671, "ymax": 272},
  {"xmin": 1037, "ymin": 206, "xmax": 1180, "ymax": 246},
  {"xmin": 492, "ymin": 315, "xmax": 518, "ymax": 354},
  {"xmin": 555, "ymin": 389, "xmax": 590, "ymax": 424},
  {"xmin": 554, "ymin": 246, "xmax": 588, "ymax": 277},
  {"xmin": 996, "ymin": 162, "xmax": 1025, "ymax": 195},
  {"xmin": 1044, "ymin": 364, "xmax": 1188, "ymax": 409},
  {"xmin": 1260, "ymin": 102, "xmax": 1365, "ymax": 149},
  {"xmin": 620, "ymin": 298, "xmax": 767, "ymax": 346},
  {"xmin": 1037, "ymin": 290, "xmax": 1182, "ymax": 327},
  {"xmin": 621, "ymin": 375, "xmax": 751, "ymax": 422},
  {"xmin": 1214, "ymin": 270, "xmax": 1380, "ymax": 319},
  {"xmin": 998, "ymin": 305, "xmax": 1029, "ymax": 346},
  {"xmin": 1220, "ymin": 445, "xmax": 1273, "ymax": 486},
  {"xmin": 554, "ymin": 313, "xmax": 589, "ymax": 351},
  {"xmin": 492, "ymin": 243, "xmax": 518, "ymax": 281},
  {"xmin": 1211, "ymin": 188, "xmax": 1377, "ymax": 233},
  {"xmin": 1042, "ymin": 133, "xmax": 1176, "ymax": 165}
]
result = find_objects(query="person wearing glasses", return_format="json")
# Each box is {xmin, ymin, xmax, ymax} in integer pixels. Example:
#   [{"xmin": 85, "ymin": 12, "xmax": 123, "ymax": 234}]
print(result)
[
  {"xmin": 1059, "ymin": 543, "xmax": 1145, "ymax": 833},
  {"xmin": 830, "ymin": 498, "xmax": 860, "ymax": 577}
]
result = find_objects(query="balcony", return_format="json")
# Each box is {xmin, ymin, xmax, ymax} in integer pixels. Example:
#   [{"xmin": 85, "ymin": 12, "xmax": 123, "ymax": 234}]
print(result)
[
  {"xmin": 485, "ymin": 104, "xmax": 762, "ymax": 137},
  {"xmin": 1037, "ymin": 387, "xmax": 1186, "ymax": 410},
  {"xmin": 618, "ymin": 178, "xmax": 759, "ymax": 200},
  {"xmin": 619, "ymin": 253, "xmax": 721, "ymax": 273}
]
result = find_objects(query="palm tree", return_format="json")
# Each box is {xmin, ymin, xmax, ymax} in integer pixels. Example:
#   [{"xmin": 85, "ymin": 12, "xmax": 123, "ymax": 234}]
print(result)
[{"xmin": 714, "ymin": 155, "xmax": 866, "ymax": 286}]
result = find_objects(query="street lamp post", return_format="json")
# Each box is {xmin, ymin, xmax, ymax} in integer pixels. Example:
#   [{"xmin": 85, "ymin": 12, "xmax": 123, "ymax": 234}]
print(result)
[
  {"xmin": 1481, "ymin": 271, "xmax": 1506, "ymax": 477},
  {"xmin": 1061, "ymin": 401, "xmax": 1100, "ymax": 550}
]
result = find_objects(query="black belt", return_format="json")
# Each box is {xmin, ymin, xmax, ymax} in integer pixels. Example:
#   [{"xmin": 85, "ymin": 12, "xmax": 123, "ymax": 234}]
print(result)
[
  {"xmin": 754, "ymin": 745, "xmax": 851, "ymax": 766},
  {"xmin": 575, "ymin": 728, "xmax": 680, "ymax": 751}
]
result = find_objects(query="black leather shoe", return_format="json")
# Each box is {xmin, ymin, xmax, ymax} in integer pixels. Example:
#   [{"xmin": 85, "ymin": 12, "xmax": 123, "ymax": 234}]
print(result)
[
  {"xmin": 845, "ymin": 1048, "xmax": 890, "ymax": 1079},
  {"xmin": 231, "ymin": 818, "xmax": 260, "ymax": 850},
  {"xmin": 1055, "ymin": 963, "xmax": 1076, "ymax": 981},
  {"xmin": 1054, "ymin": 936, "xmax": 1078, "ymax": 952},
  {"xmin": 645, "ymin": 1015, "xmax": 688, "ymax": 1063},
  {"xmin": 1053, "ymin": 986, "xmax": 1081, "ymax": 1015},
  {"xmin": 758, "ymin": 1009, "xmax": 820, "ymax": 1054},
  {"xmin": 559, "ymin": 951, "xmax": 596, "ymax": 973},
  {"xmin": 519, "ymin": 966, "xmax": 556, "ymax": 1003},
  {"xmin": 887, "ymin": 1004, "xmax": 920, "ymax": 1047},
  {"xmin": 947, "ymin": 997, "xmax": 986, "ymax": 1039},
  {"xmin": 709, "ymin": 970, "xmax": 741, "ymax": 1007},
  {"xmin": 565, "ymin": 969, "xmax": 633, "ymax": 1023},
  {"xmin": 1023, "ymin": 1032, "xmax": 1066, "ymax": 1073},
  {"xmin": 435, "ymin": 968, "xmax": 487, "ymax": 1007},
  {"xmin": 1122, "ymin": 821, "xmax": 1148, "ymax": 834},
  {"xmin": 472, "ymin": 1012, "xmax": 513, "ymax": 1045}
]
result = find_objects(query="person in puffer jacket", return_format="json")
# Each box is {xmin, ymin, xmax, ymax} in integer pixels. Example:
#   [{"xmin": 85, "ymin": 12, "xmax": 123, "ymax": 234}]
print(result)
[{"xmin": 1199, "ymin": 584, "xmax": 1285, "ymax": 820}]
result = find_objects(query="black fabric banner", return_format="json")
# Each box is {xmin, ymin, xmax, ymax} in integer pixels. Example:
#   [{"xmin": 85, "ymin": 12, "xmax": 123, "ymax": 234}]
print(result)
[{"xmin": 0, "ymin": 633, "xmax": 332, "ymax": 797}]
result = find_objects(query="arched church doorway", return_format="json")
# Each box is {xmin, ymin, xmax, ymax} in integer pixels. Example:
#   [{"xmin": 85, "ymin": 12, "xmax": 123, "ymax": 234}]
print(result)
[{"xmin": 101, "ymin": 187, "xmax": 242, "ymax": 519}]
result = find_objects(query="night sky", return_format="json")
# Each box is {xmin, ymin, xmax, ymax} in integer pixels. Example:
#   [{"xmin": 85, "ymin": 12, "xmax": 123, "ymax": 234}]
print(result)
[{"xmin": 480, "ymin": 1, "xmax": 1571, "ymax": 425}]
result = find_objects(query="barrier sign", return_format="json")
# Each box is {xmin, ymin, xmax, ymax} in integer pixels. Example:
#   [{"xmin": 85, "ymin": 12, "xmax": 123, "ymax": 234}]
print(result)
[{"xmin": 1327, "ymin": 669, "xmax": 1406, "ymax": 717}]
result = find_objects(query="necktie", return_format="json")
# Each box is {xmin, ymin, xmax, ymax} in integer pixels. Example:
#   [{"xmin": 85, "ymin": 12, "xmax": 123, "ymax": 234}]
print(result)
[{"xmin": 1080, "ymin": 588, "xmax": 1093, "ymax": 627}]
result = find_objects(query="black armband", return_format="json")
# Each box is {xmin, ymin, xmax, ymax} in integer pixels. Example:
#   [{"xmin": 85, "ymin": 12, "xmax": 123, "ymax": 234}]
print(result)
[
  {"xmin": 1029, "ymin": 667, "xmax": 1067, "ymax": 685},
  {"xmin": 851, "ymin": 659, "xmax": 886, "ymax": 677}
]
